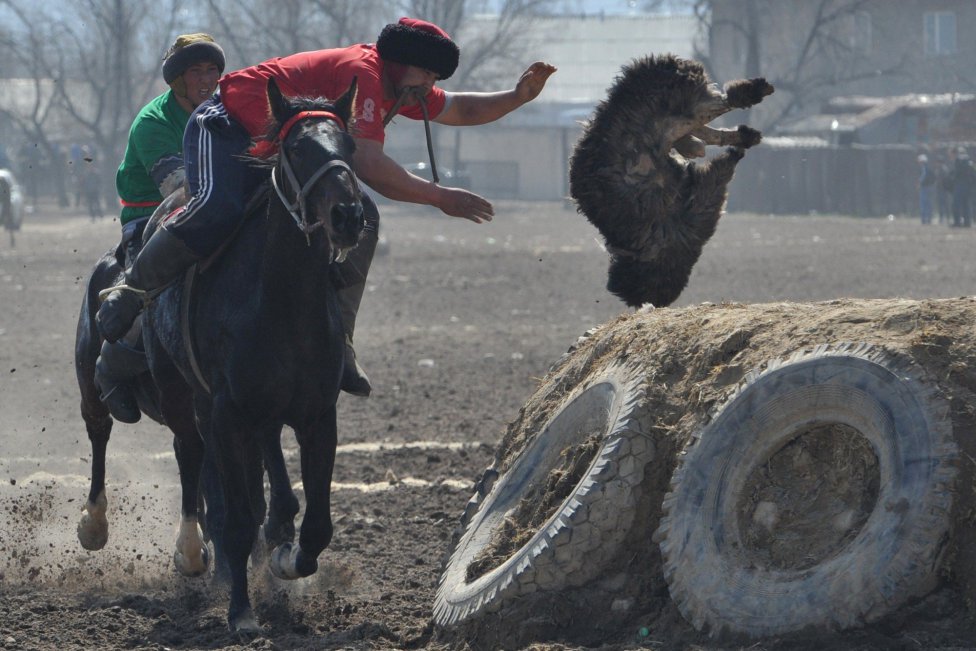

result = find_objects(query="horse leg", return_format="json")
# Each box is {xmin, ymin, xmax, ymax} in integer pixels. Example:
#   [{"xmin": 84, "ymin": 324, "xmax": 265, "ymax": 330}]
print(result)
[
  {"xmin": 76, "ymin": 286, "xmax": 113, "ymax": 551},
  {"xmin": 210, "ymin": 399, "xmax": 263, "ymax": 632},
  {"xmin": 157, "ymin": 365, "xmax": 209, "ymax": 577},
  {"xmin": 270, "ymin": 406, "xmax": 337, "ymax": 581},
  {"xmin": 192, "ymin": 393, "xmax": 232, "ymax": 586},
  {"xmin": 77, "ymin": 401, "xmax": 112, "ymax": 550},
  {"xmin": 261, "ymin": 425, "xmax": 299, "ymax": 550}
]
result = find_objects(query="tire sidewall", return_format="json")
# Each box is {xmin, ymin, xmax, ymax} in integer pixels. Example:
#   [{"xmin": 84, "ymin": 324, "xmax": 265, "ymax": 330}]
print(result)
[{"xmin": 658, "ymin": 346, "xmax": 956, "ymax": 636}]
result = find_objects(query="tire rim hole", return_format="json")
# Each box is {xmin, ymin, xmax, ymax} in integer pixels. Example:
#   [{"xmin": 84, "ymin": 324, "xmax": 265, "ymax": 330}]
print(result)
[
  {"xmin": 736, "ymin": 422, "xmax": 880, "ymax": 570},
  {"xmin": 464, "ymin": 398, "xmax": 610, "ymax": 583}
]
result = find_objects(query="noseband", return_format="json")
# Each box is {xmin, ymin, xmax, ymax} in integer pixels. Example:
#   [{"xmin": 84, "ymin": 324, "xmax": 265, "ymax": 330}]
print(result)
[{"xmin": 270, "ymin": 110, "xmax": 359, "ymax": 241}]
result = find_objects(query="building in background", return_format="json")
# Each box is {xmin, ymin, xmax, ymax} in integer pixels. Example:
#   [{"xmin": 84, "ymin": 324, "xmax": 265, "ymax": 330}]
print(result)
[{"xmin": 384, "ymin": 13, "xmax": 698, "ymax": 201}]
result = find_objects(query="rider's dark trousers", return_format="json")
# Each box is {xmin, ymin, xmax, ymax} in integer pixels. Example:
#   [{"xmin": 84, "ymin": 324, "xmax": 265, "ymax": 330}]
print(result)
[{"xmin": 166, "ymin": 95, "xmax": 264, "ymax": 256}]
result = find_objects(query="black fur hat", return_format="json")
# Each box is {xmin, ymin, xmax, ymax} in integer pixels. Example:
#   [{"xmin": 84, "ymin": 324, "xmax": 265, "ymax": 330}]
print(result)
[
  {"xmin": 376, "ymin": 17, "xmax": 459, "ymax": 80},
  {"xmin": 162, "ymin": 33, "xmax": 225, "ymax": 84}
]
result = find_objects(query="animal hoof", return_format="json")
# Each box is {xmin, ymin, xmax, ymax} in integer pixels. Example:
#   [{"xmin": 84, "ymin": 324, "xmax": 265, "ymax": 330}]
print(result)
[
  {"xmin": 270, "ymin": 542, "xmax": 317, "ymax": 580},
  {"xmin": 229, "ymin": 607, "xmax": 261, "ymax": 633},
  {"xmin": 77, "ymin": 496, "xmax": 109, "ymax": 551},
  {"xmin": 270, "ymin": 543, "xmax": 301, "ymax": 580},
  {"xmin": 173, "ymin": 544, "xmax": 210, "ymax": 577},
  {"xmin": 77, "ymin": 513, "xmax": 109, "ymax": 551}
]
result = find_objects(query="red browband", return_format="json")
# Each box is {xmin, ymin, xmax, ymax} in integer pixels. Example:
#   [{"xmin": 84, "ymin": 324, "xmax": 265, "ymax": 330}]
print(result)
[{"xmin": 277, "ymin": 110, "xmax": 346, "ymax": 142}]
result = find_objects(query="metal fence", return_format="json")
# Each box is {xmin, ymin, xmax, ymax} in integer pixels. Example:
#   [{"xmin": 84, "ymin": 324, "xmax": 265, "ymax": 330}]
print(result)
[{"xmin": 726, "ymin": 144, "xmax": 921, "ymax": 217}]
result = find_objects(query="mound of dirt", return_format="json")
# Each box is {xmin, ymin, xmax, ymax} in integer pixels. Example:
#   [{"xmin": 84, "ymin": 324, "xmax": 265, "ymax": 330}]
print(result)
[{"xmin": 443, "ymin": 296, "xmax": 976, "ymax": 649}]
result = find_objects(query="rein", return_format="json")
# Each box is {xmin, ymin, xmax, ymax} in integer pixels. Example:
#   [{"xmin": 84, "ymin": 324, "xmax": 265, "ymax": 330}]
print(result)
[
  {"xmin": 384, "ymin": 87, "xmax": 441, "ymax": 184},
  {"xmin": 270, "ymin": 110, "xmax": 358, "ymax": 246}
]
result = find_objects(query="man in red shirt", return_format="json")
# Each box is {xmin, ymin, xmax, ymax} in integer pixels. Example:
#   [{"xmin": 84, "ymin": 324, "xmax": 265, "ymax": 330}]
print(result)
[{"xmin": 97, "ymin": 17, "xmax": 556, "ymax": 397}]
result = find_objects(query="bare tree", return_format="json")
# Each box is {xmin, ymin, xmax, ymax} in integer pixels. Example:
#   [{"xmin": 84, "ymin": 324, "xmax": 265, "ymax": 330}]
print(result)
[
  {"xmin": 0, "ymin": 0, "xmax": 557, "ymax": 204},
  {"xmin": 201, "ymin": 0, "xmax": 388, "ymax": 67},
  {"xmin": 399, "ymin": 0, "xmax": 557, "ymax": 90},
  {"xmin": 198, "ymin": 1, "xmax": 556, "ymax": 91},
  {"xmin": 688, "ymin": 0, "xmax": 911, "ymax": 131},
  {"xmin": 0, "ymin": 0, "xmax": 191, "ymax": 206}
]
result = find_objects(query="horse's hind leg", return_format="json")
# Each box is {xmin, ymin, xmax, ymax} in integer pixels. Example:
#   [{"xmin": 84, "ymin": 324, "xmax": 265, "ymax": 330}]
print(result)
[
  {"xmin": 163, "ymin": 381, "xmax": 209, "ymax": 576},
  {"xmin": 270, "ymin": 408, "xmax": 337, "ymax": 581},
  {"xmin": 77, "ymin": 402, "xmax": 112, "ymax": 550},
  {"xmin": 76, "ymin": 289, "xmax": 113, "ymax": 551}
]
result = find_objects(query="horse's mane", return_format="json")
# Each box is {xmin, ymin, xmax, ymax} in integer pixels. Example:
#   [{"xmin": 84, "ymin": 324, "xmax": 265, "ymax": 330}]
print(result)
[{"xmin": 246, "ymin": 93, "xmax": 355, "ymax": 169}]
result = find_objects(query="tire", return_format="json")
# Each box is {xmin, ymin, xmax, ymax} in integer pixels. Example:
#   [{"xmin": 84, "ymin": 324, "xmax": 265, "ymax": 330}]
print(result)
[
  {"xmin": 655, "ymin": 343, "xmax": 957, "ymax": 638},
  {"xmin": 434, "ymin": 362, "xmax": 652, "ymax": 626}
]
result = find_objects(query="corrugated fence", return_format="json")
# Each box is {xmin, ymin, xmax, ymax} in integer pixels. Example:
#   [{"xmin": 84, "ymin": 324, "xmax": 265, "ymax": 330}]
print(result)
[{"xmin": 726, "ymin": 144, "xmax": 922, "ymax": 217}]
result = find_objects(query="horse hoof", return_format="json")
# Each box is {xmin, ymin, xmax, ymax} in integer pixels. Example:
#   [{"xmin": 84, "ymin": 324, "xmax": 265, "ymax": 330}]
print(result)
[
  {"xmin": 228, "ymin": 607, "xmax": 261, "ymax": 633},
  {"xmin": 270, "ymin": 542, "xmax": 316, "ymax": 580},
  {"xmin": 77, "ymin": 514, "xmax": 108, "ymax": 550},
  {"xmin": 173, "ymin": 544, "xmax": 210, "ymax": 577},
  {"xmin": 270, "ymin": 543, "xmax": 300, "ymax": 580},
  {"xmin": 77, "ymin": 497, "xmax": 109, "ymax": 551}
]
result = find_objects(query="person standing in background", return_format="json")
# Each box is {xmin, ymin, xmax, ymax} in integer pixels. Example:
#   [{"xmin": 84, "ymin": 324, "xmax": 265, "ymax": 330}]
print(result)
[
  {"xmin": 917, "ymin": 153, "xmax": 934, "ymax": 225},
  {"xmin": 951, "ymin": 146, "xmax": 974, "ymax": 228}
]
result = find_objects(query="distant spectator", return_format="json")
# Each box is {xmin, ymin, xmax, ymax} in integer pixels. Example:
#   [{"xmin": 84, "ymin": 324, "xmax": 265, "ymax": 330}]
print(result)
[
  {"xmin": 917, "ymin": 153, "xmax": 934, "ymax": 224},
  {"xmin": 70, "ymin": 143, "xmax": 85, "ymax": 207},
  {"xmin": 934, "ymin": 151, "xmax": 952, "ymax": 224},
  {"xmin": 951, "ymin": 146, "xmax": 974, "ymax": 228},
  {"xmin": 81, "ymin": 161, "xmax": 104, "ymax": 221}
]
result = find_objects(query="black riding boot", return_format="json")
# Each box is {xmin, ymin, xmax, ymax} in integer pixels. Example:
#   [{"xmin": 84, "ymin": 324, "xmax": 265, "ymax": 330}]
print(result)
[
  {"xmin": 94, "ymin": 327, "xmax": 149, "ymax": 423},
  {"xmin": 96, "ymin": 228, "xmax": 200, "ymax": 343},
  {"xmin": 338, "ymin": 283, "xmax": 372, "ymax": 397},
  {"xmin": 334, "ymin": 200, "xmax": 378, "ymax": 397}
]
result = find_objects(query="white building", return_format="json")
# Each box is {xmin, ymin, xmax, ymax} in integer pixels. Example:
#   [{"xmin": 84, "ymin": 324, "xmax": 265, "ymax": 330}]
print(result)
[{"xmin": 384, "ymin": 14, "xmax": 698, "ymax": 200}]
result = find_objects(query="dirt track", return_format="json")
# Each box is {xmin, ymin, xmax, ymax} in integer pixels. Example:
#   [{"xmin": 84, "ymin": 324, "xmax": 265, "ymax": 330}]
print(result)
[{"xmin": 1, "ymin": 199, "xmax": 976, "ymax": 650}]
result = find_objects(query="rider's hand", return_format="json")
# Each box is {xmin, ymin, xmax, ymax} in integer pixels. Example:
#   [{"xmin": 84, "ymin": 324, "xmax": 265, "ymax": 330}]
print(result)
[
  {"xmin": 515, "ymin": 62, "xmax": 557, "ymax": 104},
  {"xmin": 437, "ymin": 186, "xmax": 494, "ymax": 224}
]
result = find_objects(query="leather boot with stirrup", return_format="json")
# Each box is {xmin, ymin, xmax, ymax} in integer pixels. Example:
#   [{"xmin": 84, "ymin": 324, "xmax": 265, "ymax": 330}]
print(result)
[
  {"xmin": 97, "ymin": 228, "xmax": 200, "ymax": 343},
  {"xmin": 95, "ymin": 340, "xmax": 144, "ymax": 423},
  {"xmin": 341, "ymin": 335, "xmax": 372, "ymax": 397}
]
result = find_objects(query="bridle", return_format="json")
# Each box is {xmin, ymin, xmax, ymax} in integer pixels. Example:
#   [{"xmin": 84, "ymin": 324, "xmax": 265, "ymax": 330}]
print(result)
[{"xmin": 270, "ymin": 110, "xmax": 359, "ymax": 244}]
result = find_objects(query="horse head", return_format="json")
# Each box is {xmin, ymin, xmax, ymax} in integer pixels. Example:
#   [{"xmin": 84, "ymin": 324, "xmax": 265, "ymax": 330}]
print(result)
[{"xmin": 266, "ymin": 76, "xmax": 364, "ymax": 262}]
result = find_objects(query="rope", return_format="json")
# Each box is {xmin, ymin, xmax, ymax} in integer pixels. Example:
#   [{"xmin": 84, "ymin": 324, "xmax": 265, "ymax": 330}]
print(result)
[{"xmin": 384, "ymin": 87, "xmax": 440, "ymax": 184}]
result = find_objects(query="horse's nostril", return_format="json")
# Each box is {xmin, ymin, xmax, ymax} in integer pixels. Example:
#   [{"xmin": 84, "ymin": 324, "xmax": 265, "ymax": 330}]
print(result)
[{"xmin": 332, "ymin": 202, "xmax": 364, "ymax": 236}]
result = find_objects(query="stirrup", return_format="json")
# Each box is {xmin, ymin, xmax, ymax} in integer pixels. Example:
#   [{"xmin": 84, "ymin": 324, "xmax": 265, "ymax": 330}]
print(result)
[
  {"xmin": 99, "ymin": 384, "xmax": 141, "ymax": 424},
  {"xmin": 98, "ymin": 283, "xmax": 149, "ymax": 305}
]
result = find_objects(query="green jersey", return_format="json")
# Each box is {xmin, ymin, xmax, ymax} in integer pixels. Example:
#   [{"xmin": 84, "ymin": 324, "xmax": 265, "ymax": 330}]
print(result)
[{"xmin": 115, "ymin": 90, "xmax": 191, "ymax": 225}]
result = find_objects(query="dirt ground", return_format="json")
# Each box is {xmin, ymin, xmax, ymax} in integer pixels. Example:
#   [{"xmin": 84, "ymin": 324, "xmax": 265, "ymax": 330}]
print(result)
[{"xmin": 1, "ymin": 197, "xmax": 976, "ymax": 651}]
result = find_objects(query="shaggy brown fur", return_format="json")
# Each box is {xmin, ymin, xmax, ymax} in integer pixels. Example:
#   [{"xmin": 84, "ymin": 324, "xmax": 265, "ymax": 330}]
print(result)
[{"xmin": 570, "ymin": 54, "xmax": 774, "ymax": 308}]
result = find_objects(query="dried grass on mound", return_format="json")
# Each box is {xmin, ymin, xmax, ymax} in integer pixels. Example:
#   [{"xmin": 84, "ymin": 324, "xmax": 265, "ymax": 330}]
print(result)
[{"xmin": 472, "ymin": 296, "xmax": 976, "ymax": 647}]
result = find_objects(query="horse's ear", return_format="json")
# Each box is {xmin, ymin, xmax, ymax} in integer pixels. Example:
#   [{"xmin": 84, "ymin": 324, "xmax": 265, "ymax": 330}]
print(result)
[
  {"xmin": 333, "ymin": 76, "xmax": 357, "ymax": 129},
  {"xmin": 267, "ymin": 77, "xmax": 288, "ymax": 124}
]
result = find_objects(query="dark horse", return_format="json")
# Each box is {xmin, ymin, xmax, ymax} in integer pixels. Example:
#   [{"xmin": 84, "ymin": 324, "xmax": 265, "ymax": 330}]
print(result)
[
  {"xmin": 74, "ymin": 185, "xmax": 215, "ymax": 570},
  {"xmin": 75, "ymin": 188, "xmax": 298, "ymax": 579},
  {"xmin": 142, "ymin": 77, "xmax": 364, "ymax": 631}
]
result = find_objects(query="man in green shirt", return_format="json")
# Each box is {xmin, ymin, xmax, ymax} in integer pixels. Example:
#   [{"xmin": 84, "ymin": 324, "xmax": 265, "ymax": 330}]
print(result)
[{"xmin": 96, "ymin": 33, "xmax": 225, "ymax": 423}]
